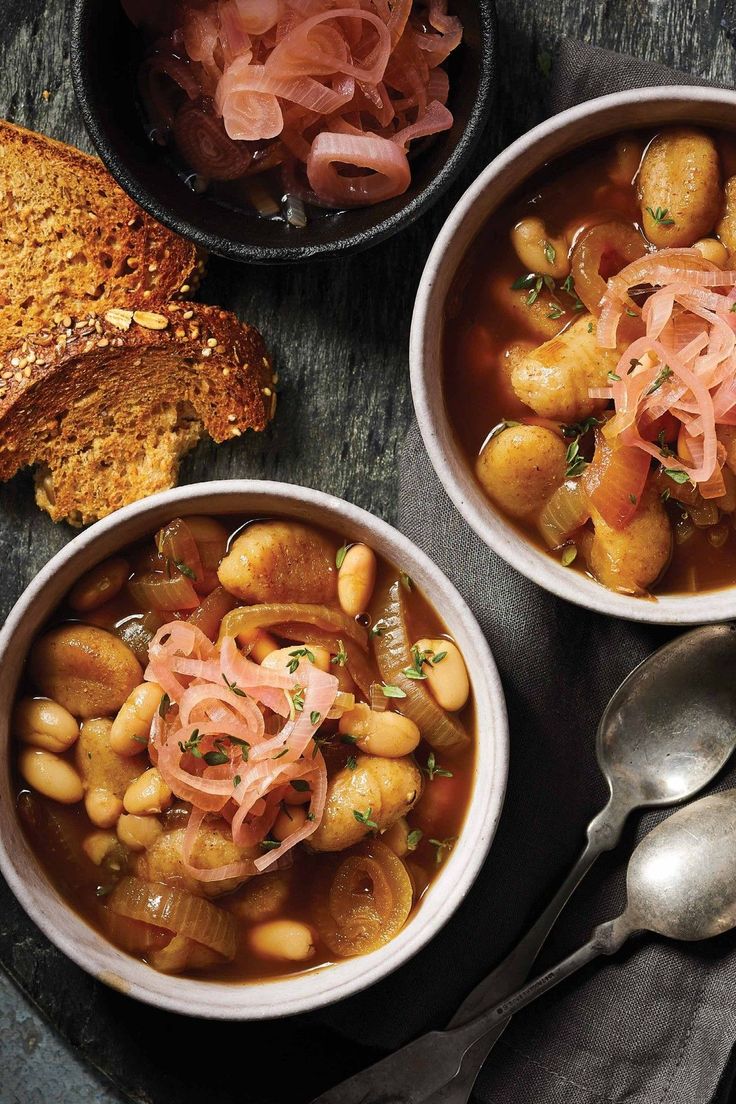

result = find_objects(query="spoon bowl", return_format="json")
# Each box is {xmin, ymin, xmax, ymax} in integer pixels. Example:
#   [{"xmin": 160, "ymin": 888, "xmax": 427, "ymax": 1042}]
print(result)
[
  {"xmin": 626, "ymin": 790, "xmax": 736, "ymax": 941},
  {"xmin": 597, "ymin": 624, "xmax": 736, "ymax": 808}
]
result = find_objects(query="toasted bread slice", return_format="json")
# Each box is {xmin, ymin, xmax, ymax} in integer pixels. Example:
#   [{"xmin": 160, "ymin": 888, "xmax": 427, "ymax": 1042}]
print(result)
[
  {"xmin": 0, "ymin": 303, "xmax": 275, "ymax": 525},
  {"xmin": 0, "ymin": 120, "xmax": 202, "ymax": 347}
]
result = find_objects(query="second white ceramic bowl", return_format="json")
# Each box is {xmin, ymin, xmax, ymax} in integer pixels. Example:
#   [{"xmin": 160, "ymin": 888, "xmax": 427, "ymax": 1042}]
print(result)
[
  {"xmin": 0, "ymin": 480, "xmax": 508, "ymax": 1019},
  {"xmin": 411, "ymin": 86, "xmax": 736, "ymax": 625}
]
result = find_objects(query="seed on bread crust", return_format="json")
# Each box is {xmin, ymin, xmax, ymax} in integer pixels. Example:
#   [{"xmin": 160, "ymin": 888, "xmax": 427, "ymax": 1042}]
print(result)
[
  {"xmin": 133, "ymin": 310, "xmax": 169, "ymax": 330},
  {"xmin": 105, "ymin": 309, "xmax": 134, "ymax": 330}
]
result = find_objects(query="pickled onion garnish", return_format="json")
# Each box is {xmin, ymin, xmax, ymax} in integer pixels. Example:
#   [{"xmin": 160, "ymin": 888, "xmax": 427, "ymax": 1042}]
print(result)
[
  {"xmin": 129, "ymin": 0, "xmax": 464, "ymax": 209},
  {"xmin": 595, "ymin": 253, "xmax": 736, "ymax": 496},
  {"xmin": 173, "ymin": 101, "xmax": 255, "ymax": 180},
  {"xmin": 144, "ymin": 621, "xmax": 338, "ymax": 881},
  {"xmin": 307, "ymin": 131, "xmax": 411, "ymax": 206}
]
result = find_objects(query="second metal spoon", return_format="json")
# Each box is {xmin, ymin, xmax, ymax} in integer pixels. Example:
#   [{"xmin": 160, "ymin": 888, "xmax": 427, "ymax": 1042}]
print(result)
[
  {"xmin": 311, "ymin": 623, "xmax": 736, "ymax": 1104},
  {"xmin": 429, "ymin": 621, "xmax": 736, "ymax": 1104}
]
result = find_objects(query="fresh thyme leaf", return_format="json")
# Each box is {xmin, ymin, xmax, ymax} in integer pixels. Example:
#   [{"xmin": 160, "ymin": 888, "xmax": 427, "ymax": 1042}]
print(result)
[
  {"xmin": 527, "ymin": 275, "xmax": 544, "ymax": 306},
  {"xmin": 543, "ymin": 240, "xmax": 556, "ymax": 265},
  {"xmin": 646, "ymin": 205, "xmax": 675, "ymax": 226},
  {"xmin": 657, "ymin": 429, "xmax": 674, "ymax": 458},
  {"xmin": 511, "ymin": 272, "xmax": 537, "ymax": 291},
  {"xmin": 203, "ymin": 749, "xmax": 229, "ymax": 766},
  {"xmin": 561, "ymin": 416, "xmax": 600, "ymax": 439},
  {"xmin": 565, "ymin": 439, "xmax": 588, "ymax": 479},
  {"xmin": 402, "ymin": 644, "xmax": 430, "ymax": 681},
  {"xmin": 629, "ymin": 493, "xmax": 638, "ymax": 505},
  {"xmin": 646, "ymin": 365, "xmax": 673, "ymax": 396},
  {"xmin": 132, "ymin": 734, "xmax": 148, "ymax": 745},
  {"xmin": 561, "ymin": 545, "xmax": 577, "ymax": 567},
  {"xmin": 178, "ymin": 728, "xmax": 201, "ymax": 757},
  {"xmin": 407, "ymin": 829, "xmax": 423, "ymax": 851},
  {"xmin": 306, "ymin": 811, "xmax": 316, "ymax": 821},
  {"xmin": 336, "ymin": 542, "xmax": 349, "ymax": 570},
  {"xmin": 432, "ymin": 651, "xmax": 448, "ymax": 665},
  {"xmin": 272, "ymin": 745, "xmax": 289, "ymax": 760},
  {"xmin": 625, "ymin": 308, "xmax": 638, "ymax": 318},
  {"xmin": 331, "ymin": 639, "xmax": 348, "ymax": 666},
  {"xmin": 158, "ymin": 692, "xmax": 171, "ymax": 718},
  {"xmin": 287, "ymin": 647, "xmax": 315, "ymax": 674},
  {"xmin": 587, "ymin": 321, "xmax": 594, "ymax": 333},
  {"xmin": 233, "ymin": 775, "xmax": 241, "ymax": 787},
  {"xmin": 547, "ymin": 303, "xmax": 564, "ymax": 320},
  {"xmin": 222, "ymin": 673, "xmax": 246, "ymax": 697},
  {"xmin": 353, "ymin": 806, "xmax": 378, "ymax": 830},
  {"xmin": 399, "ymin": 571, "xmax": 413, "ymax": 591},
  {"xmin": 429, "ymin": 837, "xmax": 456, "ymax": 865},
  {"xmin": 369, "ymin": 622, "xmax": 386, "ymax": 639},
  {"xmin": 423, "ymin": 751, "xmax": 453, "ymax": 781},
  {"xmin": 346, "ymin": 755, "xmax": 357, "ymax": 771},
  {"xmin": 292, "ymin": 687, "xmax": 305, "ymax": 713},
  {"xmin": 175, "ymin": 560, "xmax": 197, "ymax": 580},
  {"xmin": 663, "ymin": 467, "xmax": 692, "ymax": 485},
  {"xmin": 381, "ymin": 684, "xmax": 407, "ymax": 699},
  {"xmin": 340, "ymin": 734, "xmax": 359, "ymax": 745},
  {"xmin": 260, "ymin": 839, "xmax": 281, "ymax": 851},
  {"xmin": 608, "ymin": 371, "xmax": 621, "ymax": 382},
  {"xmin": 310, "ymin": 711, "xmax": 321, "ymax": 725}
]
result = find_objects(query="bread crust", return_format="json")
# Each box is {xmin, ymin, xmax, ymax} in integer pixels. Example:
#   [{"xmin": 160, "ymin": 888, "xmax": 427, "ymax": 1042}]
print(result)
[
  {"xmin": 0, "ymin": 302, "xmax": 276, "ymax": 524},
  {"xmin": 0, "ymin": 119, "xmax": 203, "ymax": 345}
]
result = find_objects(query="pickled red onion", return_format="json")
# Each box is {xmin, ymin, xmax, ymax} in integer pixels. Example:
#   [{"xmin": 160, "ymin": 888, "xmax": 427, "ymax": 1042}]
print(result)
[
  {"xmin": 130, "ymin": 0, "xmax": 463, "ymax": 209},
  {"xmin": 596, "ymin": 255, "xmax": 736, "ymax": 494},
  {"xmin": 307, "ymin": 131, "xmax": 411, "ymax": 206},
  {"xmin": 144, "ymin": 620, "xmax": 338, "ymax": 882}
]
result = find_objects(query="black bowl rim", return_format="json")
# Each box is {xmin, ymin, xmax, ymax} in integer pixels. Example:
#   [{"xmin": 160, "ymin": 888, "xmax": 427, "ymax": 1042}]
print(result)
[{"xmin": 70, "ymin": 0, "xmax": 497, "ymax": 265}]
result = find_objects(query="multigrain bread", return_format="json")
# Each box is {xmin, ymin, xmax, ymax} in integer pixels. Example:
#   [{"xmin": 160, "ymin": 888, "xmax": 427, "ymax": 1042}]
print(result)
[
  {"xmin": 0, "ymin": 303, "xmax": 276, "ymax": 525},
  {"xmin": 0, "ymin": 120, "xmax": 202, "ymax": 347}
]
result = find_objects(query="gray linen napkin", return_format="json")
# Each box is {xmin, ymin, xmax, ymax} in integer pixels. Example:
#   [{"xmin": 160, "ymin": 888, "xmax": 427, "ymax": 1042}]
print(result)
[{"xmin": 397, "ymin": 40, "xmax": 736, "ymax": 1104}]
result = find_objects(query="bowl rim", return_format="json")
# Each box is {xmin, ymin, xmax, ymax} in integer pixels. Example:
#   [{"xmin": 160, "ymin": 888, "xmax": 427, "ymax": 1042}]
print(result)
[
  {"xmin": 69, "ymin": 0, "xmax": 498, "ymax": 265},
  {"xmin": 0, "ymin": 479, "xmax": 508, "ymax": 1019},
  {"xmin": 410, "ymin": 83, "xmax": 736, "ymax": 625}
]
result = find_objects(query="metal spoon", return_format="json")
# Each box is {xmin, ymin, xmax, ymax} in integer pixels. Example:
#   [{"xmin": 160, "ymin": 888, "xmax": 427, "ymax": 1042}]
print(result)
[
  {"xmin": 313, "ymin": 788, "xmax": 736, "ymax": 1104},
  {"xmin": 426, "ymin": 621, "xmax": 736, "ymax": 1104},
  {"xmin": 311, "ymin": 624, "xmax": 736, "ymax": 1104}
]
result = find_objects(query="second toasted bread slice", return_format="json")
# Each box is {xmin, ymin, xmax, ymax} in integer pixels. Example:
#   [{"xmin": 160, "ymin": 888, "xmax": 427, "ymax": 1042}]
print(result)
[
  {"xmin": 0, "ymin": 303, "xmax": 276, "ymax": 525},
  {"xmin": 0, "ymin": 120, "xmax": 202, "ymax": 348}
]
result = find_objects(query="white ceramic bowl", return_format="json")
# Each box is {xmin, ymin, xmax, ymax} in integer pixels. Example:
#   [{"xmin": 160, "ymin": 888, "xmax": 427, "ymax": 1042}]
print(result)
[
  {"xmin": 0, "ymin": 481, "xmax": 508, "ymax": 1019},
  {"xmin": 411, "ymin": 86, "xmax": 736, "ymax": 624}
]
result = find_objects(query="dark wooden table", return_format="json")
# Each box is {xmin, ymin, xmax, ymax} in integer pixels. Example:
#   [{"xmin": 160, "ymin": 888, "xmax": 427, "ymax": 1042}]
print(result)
[{"xmin": 2, "ymin": 1, "xmax": 736, "ymax": 1101}]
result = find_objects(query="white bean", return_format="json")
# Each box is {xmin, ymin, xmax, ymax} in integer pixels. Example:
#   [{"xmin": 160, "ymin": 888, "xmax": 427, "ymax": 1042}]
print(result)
[
  {"xmin": 337, "ymin": 544, "xmax": 377, "ymax": 617},
  {"xmin": 248, "ymin": 920, "xmax": 316, "ymax": 962},
  {"xmin": 123, "ymin": 767, "xmax": 172, "ymax": 815},
  {"xmin": 412, "ymin": 638, "xmax": 470, "ymax": 712},
  {"xmin": 18, "ymin": 748, "xmax": 83, "ymax": 804},
  {"xmin": 338, "ymin": 703, "xmax": 420, "ymax": 757},
  {"xmin": 14, "ymin": 697, "xmax": 79, "ymax": 753},
  {"xmin": 110, "ymin": 681, "xmax": 163, "ymax": 757}
]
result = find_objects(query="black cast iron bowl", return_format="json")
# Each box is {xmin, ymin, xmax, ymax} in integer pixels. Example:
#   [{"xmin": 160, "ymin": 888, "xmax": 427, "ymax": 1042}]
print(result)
[{"xmin": 70, "ymin": 0, "xmax": 496, "ymax": 265}]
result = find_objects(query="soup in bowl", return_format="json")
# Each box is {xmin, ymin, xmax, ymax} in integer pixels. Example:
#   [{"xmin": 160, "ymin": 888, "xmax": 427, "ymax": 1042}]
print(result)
[
  {"xmin": 0, "ymin": 482, "xmax": 507, "ymax": 1017},
  {"xmin": 412, "ymin": 87, "xmax": 736, "ymax": 623}
]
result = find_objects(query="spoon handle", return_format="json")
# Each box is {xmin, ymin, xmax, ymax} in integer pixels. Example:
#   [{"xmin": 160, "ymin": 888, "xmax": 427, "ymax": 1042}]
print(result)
[
  {"xmin": 309, "ymin": 918, "xmax": 631, "ymax": 1104},
  {"xmin": 449, "ymin": 791, "xmax": 629, "ymax": 1027},
  {"xmin": 422, "ymin": 794, "xmax": 629, "ymax": 1104}
]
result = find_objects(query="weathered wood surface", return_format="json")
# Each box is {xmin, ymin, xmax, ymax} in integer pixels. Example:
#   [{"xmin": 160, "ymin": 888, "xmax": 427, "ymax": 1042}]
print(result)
[{"xmin": 1, "ymin": 0, "xmax": 735, "ymax": 1102}]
